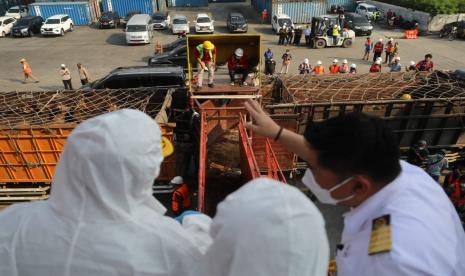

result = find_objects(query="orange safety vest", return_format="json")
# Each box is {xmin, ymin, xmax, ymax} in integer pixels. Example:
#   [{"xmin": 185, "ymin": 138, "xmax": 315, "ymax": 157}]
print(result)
[
  {"xmin": 23, "ymin": 62, "xmax": 32, "ymax": 75},
  {"xmin": 172, "ymin": 183, "xmax": 191, "ymax": 214},
  {"xmin": 329, "ymin": 64, "xmax": 340, "ymax": 74},
  {"xmin": 313, "ymin": 65, "xmax": 325, "ymax": 75}
]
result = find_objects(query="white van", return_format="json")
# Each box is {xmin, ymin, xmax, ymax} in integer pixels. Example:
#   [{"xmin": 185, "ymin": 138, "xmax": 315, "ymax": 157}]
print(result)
[{"xmin": 125, "ymin": 14, "xmax": 153, "ymax": 45}]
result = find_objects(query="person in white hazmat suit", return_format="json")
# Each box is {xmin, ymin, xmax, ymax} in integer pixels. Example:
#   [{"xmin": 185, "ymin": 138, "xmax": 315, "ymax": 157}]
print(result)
[
  {"xmin": 0, "ymin": 109, "xmax": 203, "ymax": 276},
  {"xmin": 200, "ymin": 177, "xmax": 330, "ymax": 276}
]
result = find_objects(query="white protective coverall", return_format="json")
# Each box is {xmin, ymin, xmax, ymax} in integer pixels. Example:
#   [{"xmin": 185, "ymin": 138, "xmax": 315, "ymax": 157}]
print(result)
[
  {"xmin": 201, "ymin": 177, "xmax": 330, "ymax": 276},
  {"xmin": 0, "ymin": 109, "xmax": 202, "ymax": 276}
]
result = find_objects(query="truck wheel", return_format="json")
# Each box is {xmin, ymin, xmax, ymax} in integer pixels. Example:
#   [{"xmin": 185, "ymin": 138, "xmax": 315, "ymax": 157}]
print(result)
[
  {"xmin": 343, "ymin": 39, "xmax": 353, "ymax": 48},
  {"xmin": 315, "ymin": 38, "xmax": 326, "ymax": 49}
]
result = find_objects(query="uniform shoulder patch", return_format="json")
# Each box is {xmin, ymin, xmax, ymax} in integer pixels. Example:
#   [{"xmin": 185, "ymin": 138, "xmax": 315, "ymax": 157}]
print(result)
[{"xmin": 368, "ymin": 214, "xmax": 392, "ymax": 255}]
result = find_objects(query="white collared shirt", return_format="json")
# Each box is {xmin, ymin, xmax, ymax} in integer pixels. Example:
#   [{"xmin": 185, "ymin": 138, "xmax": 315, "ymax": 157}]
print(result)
[{"xmin": 336, "ymin": 161, "xmax": 465, "ymax": 276}]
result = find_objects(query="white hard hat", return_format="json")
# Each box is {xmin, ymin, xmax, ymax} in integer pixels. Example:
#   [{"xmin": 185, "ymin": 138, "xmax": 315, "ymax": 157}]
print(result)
[
  {"xmin": 171, "ymin": 176, "xmax": 184, "ymax": 185},
  {"xmin": 343, "ymin": 59, "xmax": 348, "ymax": 64},
  {"xmin": 379, "ymin": 38, "xmax": 383, "ymax": 42},
  {"xmin": 61, "ymin": 64, "xmax": 66, "ymax": 68},
  {"xmin": 350, "ymin": 63, "xmax": 356, "ymax": 68},
  {"xmin": 395, "ymin": 56, "xmax": 400, "ymax": 61},
  {"xmin": 375, "ymin": 60, "xmax": 381, "ymax": 65},
  {"xmin": 389, "ymin": 37, "xmax": 394, "ymax": 41},
  {"xmin": 376, "ymin": 57, "xmax": 382, "ymax": 62},
  {"xmin": 304, "ymin": 58, "xmax": 309, "ymax": 64},
  {"xmin": 334, "ymin": 24, "xmax": 338, "ymax": 28},
  {"xmin": 235, "ymin": 48, "xmax": 244, "ymax": 57},
  {"xmin": 333, "ymin": 59, "xmax": 338, "ymax": 63},
  {"xmin": 317, "ymin": 60, "xmax": 322, "ymax": 65},
  {"xmin": 410, "ymin": 61, "xmax": 415, "ymax": 65}
]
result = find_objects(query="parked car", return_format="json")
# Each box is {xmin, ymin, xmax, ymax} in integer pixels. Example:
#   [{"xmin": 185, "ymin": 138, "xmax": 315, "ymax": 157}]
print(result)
[
  {"xmin": 162, "ymin": 37, "xmax": 186, "ymax": 52},
  {"xmin": 11, "ymin": 16, "xmax": 43, "ymax": 37},
  {"xmin": 226, "ymin": 12, "xmax": 248, "ymax": 33},
  {"xmin": 125, "ymin": 14, "xmax": 153, "ymax": 45},
  {"xmin": 271, "ymin": 14, "xmax": 294, "ymax": 34},
  {"xmin": 355, "ymin": 3, "xmax": 382, "ymax": 20},
  {"xmin": 152, "ymin": 12, "xmax": 170, "ymax": 30},
  {"xmin": 0, "ymin": 16, "xmax": 16, "ymax": 37},
  {"xmin": 148, "ymin": 45, "xmax": 187, "ymax": 68},
  {"xmin": 194, "ymin": 13, "xmax": 214, "ymax": 34},
  {"xmin": 83, "ymin": 65, "xmax": 185, "ymax": 89},
  {"xmin": 5, "ymin": 6, "xmax": 28, "ymax": 19},
  {"xmin": 99, "ymin": 11, "xmax": 120, "ymax": 29},
  {"xmin": 344, "ymin": 12, "xmax": 373, "ymax": 36},
  {"xmin": 121, "ymin": 10, "xmax": 141, "ymax": 28},
  {"xmin": 171, "ymin": 15, "xmax": 190, "ymax": 35},
  {"xmin": 41, "ymin": 14, "xmax": 74, "ymax": 36}
]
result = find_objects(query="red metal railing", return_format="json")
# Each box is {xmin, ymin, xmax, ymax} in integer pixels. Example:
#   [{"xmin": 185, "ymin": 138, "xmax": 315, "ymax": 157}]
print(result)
[
  {"xmin": 238, "ymin": 114, "xmax": 261, "ymax": 180},
  {"xmin": 265, "ymin": 138, "xmax": 287, "ymax": 183},
  {"xmin": 197, "ymin": 112, "xmax": 207, "ymax": 212}
]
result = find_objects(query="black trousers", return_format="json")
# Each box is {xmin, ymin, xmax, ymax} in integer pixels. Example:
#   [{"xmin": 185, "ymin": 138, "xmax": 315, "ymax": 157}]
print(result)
[
  {"xmin": 80, "ymin": 78, "xmax": 89, "ymax": 85},
  {"xmin": 278, "ymin": 34, "xmax": 285, "ymax": 45},
  {"xmin": 265, "ymin": 60, "xmax": 275, "ymax": 75},
  {"xmin": 229, "ymin": 68, "xmax": 248, "ymax": 83},
  {"xmin": 62, "ymin": 79, "xmax": 73, "ymax": 90},
  {"xmin": 373, "ymin": 52, "xmax": 382, "ymax": 62},
  {"xmin": 305, "ymin": 35, "xmax": 311, "ymax": 45},
  {"xmin": 293, "ymin": 35, "xmax": 301, "ymax": 45}
]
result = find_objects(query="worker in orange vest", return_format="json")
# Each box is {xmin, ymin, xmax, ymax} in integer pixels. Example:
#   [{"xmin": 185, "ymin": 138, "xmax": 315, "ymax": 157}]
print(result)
[
  {"xmin": 329, "ymin": 59, "xmax": 340, "ymax": 74},
  {"xmin": 20, "ymin": 58, "xmax": 39, "ymax": 83},
  {"xmin": 261, "ymin": 9, "xmax": 268, "ymax": 24},
  {"xmin": 313, "ymin": 61, "xmax": 325, "ymax": 75},
  {"xmin": 171, "ymin": 176, "xmax": 191, "ymax": 216}
]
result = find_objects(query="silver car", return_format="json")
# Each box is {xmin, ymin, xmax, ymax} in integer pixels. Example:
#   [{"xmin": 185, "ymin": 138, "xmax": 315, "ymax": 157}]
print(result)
[{"xmin": 171, "ymin": 15, "xmax": 190, "ymax": 34}]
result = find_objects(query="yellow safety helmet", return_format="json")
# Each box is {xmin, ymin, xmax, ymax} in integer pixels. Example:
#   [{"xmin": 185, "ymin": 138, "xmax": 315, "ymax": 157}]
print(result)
[
  {"xmin": 203, "ymin": 40, "xmax": 215, "ymax": 50},
  {"xmin": 401, "ymin": 94, "xmax": 412, "ymax": 100},
  {"xmin": 161, "ymin": 136, "xmax": 174, "ymax": 157}
]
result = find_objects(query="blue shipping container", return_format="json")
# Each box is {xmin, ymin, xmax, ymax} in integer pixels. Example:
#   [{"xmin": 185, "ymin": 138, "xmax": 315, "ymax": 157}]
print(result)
[
  {"xmin": 273, "ymin": 1, "xmax": 328, "ymax": 24},
  {"xmin": 102, "ymin": 0, "xmax": 155, "ymax": 16},
  {"xmin": 29, "ymin": 2, "xmax": 91, "ymax": 25},
  {"xmin": 168, "ymin": 0, "xmax": 208, "ymax": 7}
]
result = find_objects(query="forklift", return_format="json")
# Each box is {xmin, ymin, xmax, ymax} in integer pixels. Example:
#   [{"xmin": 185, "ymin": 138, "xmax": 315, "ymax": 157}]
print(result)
[{"xmin": 309, "ymin": 15, "xmax": 355, "ymax": 49}]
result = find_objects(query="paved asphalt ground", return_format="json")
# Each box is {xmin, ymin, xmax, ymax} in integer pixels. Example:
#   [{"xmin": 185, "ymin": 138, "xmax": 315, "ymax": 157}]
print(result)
[{"xmin": 0, "ymin": 1, "xmax": 464, "ymax": 256}]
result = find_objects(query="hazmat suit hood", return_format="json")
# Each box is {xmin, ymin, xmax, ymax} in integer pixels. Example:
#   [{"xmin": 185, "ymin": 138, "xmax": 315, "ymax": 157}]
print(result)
[
  {"xmin": 201, "ymin": 177, "xmax": 329, "ymax": 276},
  {"xmin": 0, "ymin": 109, "xmax": 202, "ymax": 276}
]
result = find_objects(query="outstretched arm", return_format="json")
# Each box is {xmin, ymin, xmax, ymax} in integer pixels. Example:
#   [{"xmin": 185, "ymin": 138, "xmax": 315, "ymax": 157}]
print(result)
[{"xmin": 244, "ymin": 99, "xmax": 312, "ymax": 163}]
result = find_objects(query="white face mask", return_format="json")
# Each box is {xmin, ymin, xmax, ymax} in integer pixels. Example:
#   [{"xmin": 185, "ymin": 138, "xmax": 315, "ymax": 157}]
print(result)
[{"xmin": 302, "ymin": 169, "xmax": 354, "ymax": 205}]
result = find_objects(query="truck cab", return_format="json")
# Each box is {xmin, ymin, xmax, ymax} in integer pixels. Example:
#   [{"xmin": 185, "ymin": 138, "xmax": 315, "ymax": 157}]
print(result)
[{"xmin": 271, "ymin": 14, "xmax": 294, "ymax": 34}]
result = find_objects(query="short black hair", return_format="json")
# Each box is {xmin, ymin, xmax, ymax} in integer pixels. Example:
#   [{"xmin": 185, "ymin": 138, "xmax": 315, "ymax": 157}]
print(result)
[
  {"xmin": 304, "ymin": 112, "xmax": 401, "ymax": 184},
  {"xmin": 425, "ymin": 54, "xmax": 433, "ymax": 59}
]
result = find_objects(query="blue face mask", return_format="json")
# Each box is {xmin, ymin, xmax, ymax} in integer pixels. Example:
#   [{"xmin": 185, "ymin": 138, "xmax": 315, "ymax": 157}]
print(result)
[{"xmin": 302, "ymin": 169, "xmax": 354, "ymax": 205}]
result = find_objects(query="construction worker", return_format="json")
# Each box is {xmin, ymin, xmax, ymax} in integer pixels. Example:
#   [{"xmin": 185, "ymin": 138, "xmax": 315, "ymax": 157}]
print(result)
[
  {"xmin": 243, "ymin": 100, "xmax": 465, "ymax": 276},
  {"xmin": 194, "ymin": 40, "xmax": 216, "ymax": 89},
  {"xmin": 384, "ymin": 38, "xmax": 394, "ymax": 64},
  {"xmin": 390, "ymin": 57, "xmax": 402, "ymax": 72},
  {"xmin": 77, "ymin": 63, "xmax": 91, "ymax": 85},
  {"xmin": 406, "ymin": 61, "xmax": 416, "ymax": 71},
  {"xmin": 416, "ymin": 53, "xmax": 434, "ymax": 72},
  {"xmin": 293, "ymin": 26, "xmax": 302, "ymax": 45},
  {"xmin": 313, "ymin": 61, "xmax": 325, "ymax": 75},
  {"xmin": 286, "ymin": 26, "xmax": 294, "ymax": 46},
  {"xmin": 228, "ymin": 48, "xmax": 248, "ymax": 86},
  {"xmin": 200, "ymin": 178, "xmax": 329, "ymax": 276},
  {"xmin": 264, "ymin": 48, "xmax": 275, "ymax": 75},
  {"xmin": 332, "ymin": 25, "xmax": 340, "ymax": 46},
  {"xmin": 171, "ymin": 176, "xmax": 191, "ymax": 216},
  {"xmin": 339, "ymin": 59, "xmax": 349, "ymax": 73},
  {"xmin": 426, "ymin": 150, "xmax": 449, "ymax": 183},
  {"xmin": 329, "ymin": 59, "xmax": 340, "ymax": 74},
  {"xmin": 363, "ymin": 37, "xmax": 373, "ymax": 60},
  {"xmin": 407, "ymin": 140, "xmax": 429, "ymax": 167},
  {"xmin": 373, "ymin": 38, "xmax": 384, "ymax": 62},
  {"xmin": 261, "ymin": 9, "xmax": 268, "ymax": 24},
  {"xmin": 278, "ymin": 24, "xmax": 287, "ymax": 45},
  {"xmin": 154, "ymin": 40, "xmax": 163, "ymax": 54},
  {"xmin": 370, "ymin": 59, "xmax": 382, "ymax": 73},
  {"xmin": 298, "ymin": 58, "xmax": 311, "ymax": 74},
  {"xmin": 59, "ymin": 64, "xmax": 73, "ymax": 90},
  {"xmin": 349, "ymin": 63, "xmax": 357, "ymax": 74},
  {"xmin": 304, "ymin": 25, "xmax": 312, "ymax": 45},
  {"xmin": 280, "ymin": 49, "xmax": 292, "ymax": 74},
  {"xmin": 389, "ymin": 42, "xmax": 399, "ymax": 65},
  {"xmin": 19, "ymin": 58, "xmax": 39, "ymax": 83}
]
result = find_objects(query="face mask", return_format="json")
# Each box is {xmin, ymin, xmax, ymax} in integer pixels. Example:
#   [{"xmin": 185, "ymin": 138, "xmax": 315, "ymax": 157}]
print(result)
[{"xmin": 302, "ymin": 169, "xmax": 354, "ymax": 205}]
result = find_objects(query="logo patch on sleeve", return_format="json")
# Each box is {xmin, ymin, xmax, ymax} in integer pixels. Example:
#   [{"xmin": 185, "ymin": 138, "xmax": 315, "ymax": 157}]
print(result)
[{"xmin": 368, "ymin": 214, "xmax": 392, "ymax": 255}]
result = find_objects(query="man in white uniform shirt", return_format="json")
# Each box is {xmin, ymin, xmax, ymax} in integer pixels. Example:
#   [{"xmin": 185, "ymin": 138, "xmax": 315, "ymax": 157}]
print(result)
[{"xmin": 244, "ymin": 99, "xmax": 465, "ymax": 275}]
